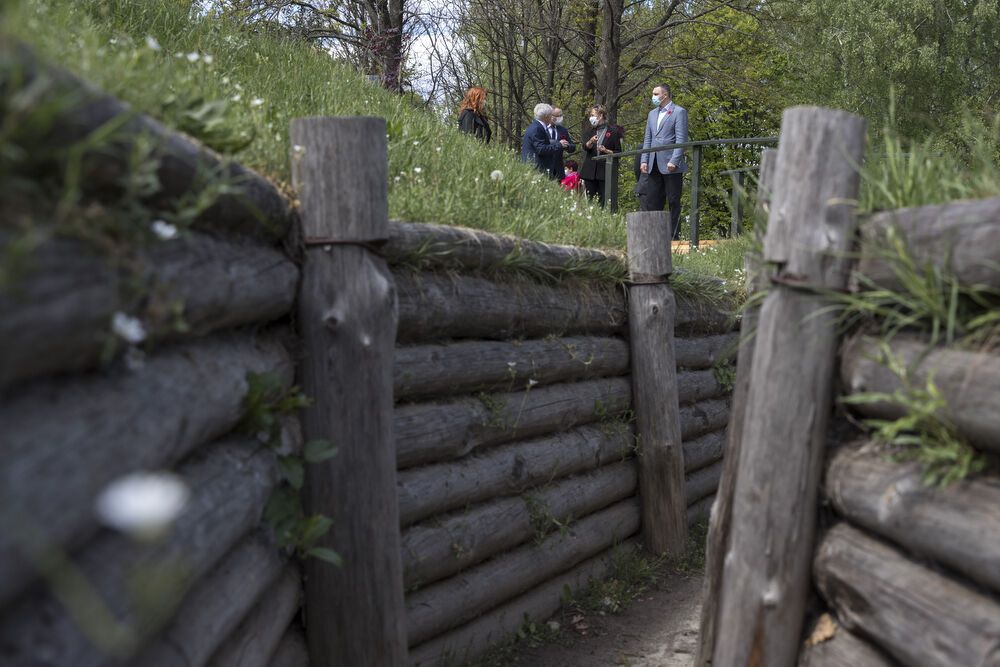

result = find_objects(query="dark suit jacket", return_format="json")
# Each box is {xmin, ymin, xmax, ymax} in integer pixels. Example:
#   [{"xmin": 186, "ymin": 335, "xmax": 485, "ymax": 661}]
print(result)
[
  {"xmin": 579, "ymin": 124, "xmax": 623, "ymax": 180},
  {"xmin": 549, "ymin": 125, "xmax": 577, "ymax": 179},
  {"xmin": 520, "ymin": 120, "xmax": 564, "ymax": 175},
  {"xmin": 458, "ymin": 109, "xmax": 492, "ymax": 144}
]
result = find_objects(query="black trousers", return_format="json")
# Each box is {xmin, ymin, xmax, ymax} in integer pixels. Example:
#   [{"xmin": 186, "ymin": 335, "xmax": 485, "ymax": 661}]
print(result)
[
  {"xmin": 583, "ymin": 178, "xmax": 606, "ymax": 207},
  {"xmin": 640, "ymin": 162, "xmax": 683, "ymax": 240}
]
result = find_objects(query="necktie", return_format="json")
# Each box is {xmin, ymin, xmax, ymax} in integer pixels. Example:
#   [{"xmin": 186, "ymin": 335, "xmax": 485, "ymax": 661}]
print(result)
[{"xmin": 550, "ymin": 126, "xmax": 556, "ymax": 141}]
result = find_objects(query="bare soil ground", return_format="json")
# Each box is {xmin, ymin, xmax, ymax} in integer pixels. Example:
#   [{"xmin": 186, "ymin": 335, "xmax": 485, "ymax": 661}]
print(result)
[{"xmin": 507, "ymin": 573, "xmax": 704, "ymax": 667}]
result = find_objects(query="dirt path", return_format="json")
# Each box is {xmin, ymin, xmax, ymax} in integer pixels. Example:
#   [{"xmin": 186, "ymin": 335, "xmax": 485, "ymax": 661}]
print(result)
[{"xmin": 509, "ymin": 573, "xmax": 704, "ymax": 667}]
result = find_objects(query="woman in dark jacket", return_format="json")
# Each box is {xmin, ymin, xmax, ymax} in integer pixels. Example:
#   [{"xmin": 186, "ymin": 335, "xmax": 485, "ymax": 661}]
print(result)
[
  {"xmin": 579, "ymin": 104, "xmax": 622, "ymax": 207},
  {"xmin": 457, "ymin": 86, "xmax": 492, "ymax": 144}
]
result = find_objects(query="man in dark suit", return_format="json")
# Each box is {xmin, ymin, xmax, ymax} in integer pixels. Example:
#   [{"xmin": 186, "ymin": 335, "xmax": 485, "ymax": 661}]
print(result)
[
  {"xmin": 548, "ymin": 106, "xmax": 577, "ymax": 180},
  {"xmin": 520, "ymin": 103, "xmax": 568, "ymax": 176},
  {"xmin": 640, "ymin": 83, "xmax": 689, "ymax": 239}
]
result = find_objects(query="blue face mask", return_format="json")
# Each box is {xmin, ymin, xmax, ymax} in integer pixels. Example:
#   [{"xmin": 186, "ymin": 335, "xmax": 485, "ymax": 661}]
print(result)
[{"xmin": 651, "ymin": 95, "xmax": 661, "ymax": 107}]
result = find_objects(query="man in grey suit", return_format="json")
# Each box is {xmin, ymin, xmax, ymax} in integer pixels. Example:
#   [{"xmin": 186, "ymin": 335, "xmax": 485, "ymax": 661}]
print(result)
[{"xmin": 639, "ymin": 83, "xmax": 688, "ymax": 239}]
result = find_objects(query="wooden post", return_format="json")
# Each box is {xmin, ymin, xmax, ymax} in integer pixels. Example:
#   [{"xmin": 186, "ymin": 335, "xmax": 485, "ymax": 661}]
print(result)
[
  {"xmin": 729, "ymin": 170, "xmax": 745, "ymax": 237},
  {"xmin": 712, "ymin": 108, "xmax": 866, "ymax": 667},
  {"xmin": 291, "ymin": 117, "xmax": 408, "ymax": 666},
  {"xmin": 689, "ymin": 145, "xmax": 702, "ymax": 247},
  {"xmin": 694, "ymin": 148, "xmax": 777, "ymax": 667},
  {"xmin": 626, "ymin": 211, "xmax": 687, "ymax": 556}
]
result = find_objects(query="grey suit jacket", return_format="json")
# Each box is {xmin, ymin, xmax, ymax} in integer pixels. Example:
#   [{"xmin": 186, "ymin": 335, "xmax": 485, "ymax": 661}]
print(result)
[{"xmin": 641, "ymin": 103, "xmax": 689, "ymax": 173}]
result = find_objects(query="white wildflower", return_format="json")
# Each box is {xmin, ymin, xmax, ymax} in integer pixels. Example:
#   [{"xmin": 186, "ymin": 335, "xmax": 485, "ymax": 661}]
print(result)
[
  {"xmin": 394, "ymin": 176, "xmax": 401, "ymax": 182},
  {"xmin": 186, "ymin": 51, "xmax": 199, "ymax": 62},
  {"xmin": 151, "ymin": 219, "xmax": 178, "ymax": 240},
  {"xmin": 436, "ymin": 146, "xmax": 442, "ymax": 152},
  {"xmin": 527, "ymin": 379, "xmax": 539, "ymax": 387},
  {"xmin": 490, "ymin": 170, "xmax": 503, "ymax": 181},
  {"xmin": 111, "ymin": 312, "xmax": 146, "ymax": 344},
  {"xmin": 174, "ymin": 52, "xmax": 184, "ymax": 59},
  {"xmin": 95, "ymin": 472, "xmax": 190, "ymax": 541},
  {"xmin": 292, "ymin": 144, "xmax": 306, "ymax": 155},
  {"xmin": 145, "ymin": 36, "xmax": 161, "ymax": 52},
  {"xmin": 413, "ymin": 167, "xmax": 422, "ymax": 174},
  {"xmin": 507, "ymin": 361, "xmax": 517, "ymax": 368},
  {"xmin": 109, "ymin": 37, "xmax": 119, "ymax": 45},
  {"xmin": 202, "ymin": 54, "xmax": 214, "ymax": 65},
  {"xmin": 231, "ymin": 94, "xmax": 241, "ymax": 102},
  {"xmin": 412, "ymin": 140, "xmax": 420, "ymax": 146},
  {"xmin": 250, "ymin": 97, "xmax": 264, "ymax": 107}
]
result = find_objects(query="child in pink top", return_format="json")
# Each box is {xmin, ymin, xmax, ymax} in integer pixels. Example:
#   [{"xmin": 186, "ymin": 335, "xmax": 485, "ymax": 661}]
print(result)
[{"xmin": 561, "ymin": 160, "xmax": 582, "ymax": 193}]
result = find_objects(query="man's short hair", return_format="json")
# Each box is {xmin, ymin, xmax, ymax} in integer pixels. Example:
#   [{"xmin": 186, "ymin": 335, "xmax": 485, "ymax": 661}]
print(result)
[
  {"xmin": 657, "ymin": 84, "xmax": 671, "ymax": 98},
  {"xmin": 534, "ymin": 103, "xmax": 553, "ymax": 120}
]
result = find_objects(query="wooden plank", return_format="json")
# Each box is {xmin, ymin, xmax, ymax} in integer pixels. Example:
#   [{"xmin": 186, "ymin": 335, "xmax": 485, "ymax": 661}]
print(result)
[
  {"xmin": 798, "ymin": 624, "xmax": 897, "ymax": 667},
  {"xmin": 627, "ymin": 211, "xmax": 686, "ymax": 556},
  {"xmin": 814, "ymin": 523, "xmax": 1000, "ymax": 667},
  {"xmin": 675, "ymin": 333, "xmax": 739, "ymax": 370},
  {"xmin": 0, "ymin": 330, "xmax": 292, "ymax": 609},
  {"xmin": 842, "ymin": 334, "xmax": 1000, "ymax": 454},
  {"xmin": 384, "ymin": 221, "xmax": 623, "ymax": 275},
  {"xmin": 714, "ymin": 108, "xmax": 867, "ymax": 667},
  {"xmin": 696, "ymin": 146, "xmax": 777, "ymax": 667},
  {"xmin": 683, "ymin": 428, "xmax": 727, "ymax": 473},
  {"xmin": 0, "ymin": 232, "xmax": 298, "ymax": 388},
  {"xmin": 0, "ymin": 434, "xmax": 284, "ymax": 666},
  {"xmin": 401, "ymin": 461, "xmax": 637, "ymax": 588},
  {"xmin": 686, "ymin": 461, "xmax": 723, "ymax": 505},
  {"xmin": 405, "ymin": 499, "xmax": 640, "ymax": 646},
  {"xmin": 136, "ymin": 532, "xmax": 285, "ymax": 667},
  {"xmin": 291, "ymin": 117, "xmax": 407, "ymax": 666},
  {"xmin": 679, "ymin": 398, "xmax": 731, "ymax": 442},
  {"xmin": 270, "ymin": 627, "xmax": 310, "ymax": 667},
  {"xmin": 857, "ymin": 197, "xmax": 1000, "ymax": 292},
  {"xmin": 394, "ymin": 336, "xmax": 629, "ymax": 401},
  {"xmin": 3, "ymin": 41, "xmax": 292, "ymax": 241},
  {"xmin": 825, "ymin": 442, "xmax": 1000, "ymax": 592}
]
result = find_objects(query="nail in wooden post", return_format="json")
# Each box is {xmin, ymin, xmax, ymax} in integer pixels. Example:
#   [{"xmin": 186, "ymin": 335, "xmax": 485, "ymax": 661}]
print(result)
[
  {"xmin": 712, "ymin": 108, "xmax": 866, "ymax": 667},
  {"xmin": 290, "ymin": 117, "xmax": 408, "ymax": 667},
  {"xmin": 626, "ymin": 210, "xmax": 687, "ymax": 556},
  {"xmin": 694, "ymin": 147, "xmax": 777, "ymax": 667}
]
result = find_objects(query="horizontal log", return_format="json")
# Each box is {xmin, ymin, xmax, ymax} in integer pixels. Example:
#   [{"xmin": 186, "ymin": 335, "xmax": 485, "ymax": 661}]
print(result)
[
  {"xmin": 397, "ymin": 422, "xmax": 634, "ymax": 526},
  {"xmin": 842, "ymin": 334, "xmax": 1000, "ymax": 454},
  {"xmin": 857, "ymin": 198, "xmax": 1000, "ymax": 292},
  {"xmin": 0, "ymin": 330, "xmax": 292, "ymax": 609},
  {"xmin": 134, "ymin": 532, "xmax": 285, "ymax": 667},
  {"xmin": 825, "ymin": 442, "xmax": 1000, "ymax": 592},
  {"xmin": 394, "ymin": 336, "xmax": 629, "ymax": 401},
  {"xmin": 686, "ymin": 461, "xmax": 723, "ymax": 505},
  {"xmin": 0, "ymin": 435, "xmax": 284, "ymax": 666},
  {"xmin": 683, "ymin": 428, "xmax": 727, "ymax": 473},
  {"xmin": 209, "ymin": 566, "xmax": 302, "ymax": 667},
  {"xmin": 269, "ymin": 627, "xmax": 309, "ymax": 667},
  {"xmin": 409, "ymin": 542, "xmax": 638, "ymax": 667},
  {"xmin": 687, "ymin": 494, "xmax": 715, "ymax": 525},
  {"xmin": 798, "ymin": 625, "xmax": 897, "ymax": 667},
  {"xmin": 405, "ymin": 499, "xmax": 640, "ymax": 646},
  {"xmin": 0, "ymin": 232, "xmax": 298, "ymax": 388},
  {"xmin": 5, "ymin": 41, "xmax": 292, "ymax": 241},
  {"xmin": 814, "ymin": 523, "xmax": 1000, "ymax": 667},
  {"xmin": 395, "ymin": 377, "xmax": 631, "ymax": 469},
  {"xmin": 401, "ymin": 462, "xmax": 637, "ymax": 588},
  {"xmin": 385, "ymin": 221, "xmax": 624, "ymax": 276},
  {"xmin": 679, "ymin": 398, "xmax": 731, "ymax": 442},
  {"xmin": 675, "ymin": 332, "xmax": 739, "ymax": 370},
  {"xmin": 395, "ymin": 271, "xmax": 733, "ymax": 343}
]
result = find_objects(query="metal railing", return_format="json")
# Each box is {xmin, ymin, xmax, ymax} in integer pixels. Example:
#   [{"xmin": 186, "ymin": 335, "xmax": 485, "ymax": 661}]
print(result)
[{"xmin": 593, "ymin": 136, "xmax": 778, "ymax": 247}]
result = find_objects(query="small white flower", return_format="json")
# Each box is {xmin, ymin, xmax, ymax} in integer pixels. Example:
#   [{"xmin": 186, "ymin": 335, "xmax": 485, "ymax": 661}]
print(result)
[
  {"xmin": 507, "ymin": 361, "xmax": 517, "ymax": 368},
  {"xmin": 151, "ymin": 219, "xmax": 178, "ymax": 240},
  {"xmin": 174, "ymin": 52, "xmax": 184, "ymax": 59},
  {"xmin": 547, "ymin": 621, "xmax": 560, "ymax": 631},
  {"xmin": 490, "ymin": 170, "xmax": 503, "ymax": 181},
  {"xmin": 95, "ymin": 472, "xmax": 190, "ymax": 541},
  {"xmin": 436, "ymin": 146, "xmax": 442, "ymax": 152},
  {"xmin": 527, "ymin": 379, "xmax": 539, "ymax": 387},
  {"xmin": 231, "ymin": 94, "xmax": 241, "ymax": 102},
  {"xmin": 111, "ymin": 312, "xmax": 146, "ymax": 344},
  {"xmin": 412, "ymin": 140, "xmax": 420, "ymax": 146},
  {"xmin": 186, "ymin": 51, "xmax": 199, "ymax": 62},
  {"xmin": 109, "ymin": 37, "xmax": 119, "ymax": 45},
  {"xmin": 413, "ymin": 167, "xmax": 422, "ymax": 174},
  {"xmin": 394, "ymin": 176, "xmax": 401, "ymax": 182},
  {"xmin": 292, "ymin": 144, "xmax": 306, "ymax": 156},
  {"xmin": 145, "ymin": 36, "xmax": 161, "ymax": 52},
  {"xmin": 250, "ymin": 97, "xmax": 264, "ymax": 107},
  {"xmin": 202, "ymin": 54, "xmax": 214, "ymax": 65}
]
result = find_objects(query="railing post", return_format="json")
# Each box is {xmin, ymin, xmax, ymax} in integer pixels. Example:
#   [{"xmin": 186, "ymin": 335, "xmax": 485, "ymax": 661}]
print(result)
[
  {"xmin": 610, "ymin": 156, "xmax": 620, "ymax": 213},
  {"xmin": 603, "ymin": 157, "xmax": 614, "ymax": 211},
  {"xmin": 626, "ymin": 211, "xmax": 687, "ymax": 556},
  {"xmin": 730, "ymin": 170, "xmax": 745, "ymax": 237},
  {"xmin": 290, "ymin": 117, "xmax": 408, "ymax": 666},
  {"xmin": 690, "ymin": 145, "xmax": 702, "ymax": 248}
]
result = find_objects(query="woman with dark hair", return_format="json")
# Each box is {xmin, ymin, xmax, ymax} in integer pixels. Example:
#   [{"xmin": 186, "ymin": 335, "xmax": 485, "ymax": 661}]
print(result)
[
  {"xmin": 579, "ymin": 104, "xmax": 622, "ymax": 207},
  {"xmin": 457, "ymin": 87, "xmax": 492, "ymax": 144}
]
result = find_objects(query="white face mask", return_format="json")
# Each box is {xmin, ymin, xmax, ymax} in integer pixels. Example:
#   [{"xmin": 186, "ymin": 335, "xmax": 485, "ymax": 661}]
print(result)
[
  {"xmin": 553, "ymin": 116, "xmax": 563, "ymax": 125},
  {"xmin": 589, "ymin": 115, "xmax": 599, "ymax": 127}
]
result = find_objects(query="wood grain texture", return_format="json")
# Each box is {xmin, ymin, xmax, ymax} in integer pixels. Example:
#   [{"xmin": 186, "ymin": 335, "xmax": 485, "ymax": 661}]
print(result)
[
  {"xmin": 405, "ymin": 499, "xmax": 640, "ymax": 646},
  {"xmin": 291, "ymin": 117, "xmax": 408, "ymax": 666},
  {"xmin": 397, "ymin": 422, "xmax": 634, "ymax": 526},
  {"xmin": 798, "ymin": 626, "xmax": 897, "ymax": 667},
  {"xmin": 686, "ymin": 461, "xmax": 723, "ymax": 505},
  {"xmin": 857, "ymin": 197, "xmax": 1000, "ymax": 292},
  {"xmin": 0, "ymin": 232, "xmax": 297, "ymax": 389},
  {"xmin": 208, "ymin": 566, "xmax": 302, "ymax": 667},
  {"xmin": 394, "ymin": 336, "xmax": 629, "ymax": 401},
  {"xmin": 4, "ymin": 42, "xmax": 291, "ymax": 241},
  {"xmin": 842, "ymin": 334, "xmax": 1000, "ymax": 454},
  {"xmin": 683, "ymin": 428, "xmax": 727, "ymax": 473},
  {"xmin": 401, "ymin": 461, "xmax": 637, "ymax": 588},
  {"xmin": 825, "ymin": 442, "xmax": 1000, "ymax": 592},
  {"xmin": 695, "ymin": 146, "xmax": 776, "ymax": 667},
  {"xmin": 0, "ymin": 330, "xmax": 292, "ymax": 609},
  {"xmin": 679, "ymin": 398, "xmax": 731, "ymax": 442},
  {"xmin": 135, "ymin": 532, "xmax": 285, "ymax": 667},
  {"xmin": 714, "ymin": 107, "xmax": 867, "ymax": 667},
  {"xmin": 0, "ymin": 435, "xmax": 283, "ymax": 666},
  {"xmin": 814, "ymin": 523, "xmax": 1000, "ymax": 667},
  {"xmin": 269, "ymin": 627, "xmax": 310, "ymax": 667},
  {"xmin": 674, "ymin": 333, "xmax": 739, "ymax": 370}
]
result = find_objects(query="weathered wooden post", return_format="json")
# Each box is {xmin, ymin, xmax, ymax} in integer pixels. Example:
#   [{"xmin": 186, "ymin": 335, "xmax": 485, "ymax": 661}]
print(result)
[
  {"xmin": 694, "ymin": 147, "xmax": 777, "ymax": 667},
  {"xmin": 712, "ymin": 108, "xmax": 866, "ymax": 667},
  {"xmin": 626, "ymin": 210, "xmax": 687, "ymax": 556},
  {"xmin": 689, "ymin": 145, "xmax": 702, "ymax": 247},
  {"xmin": 290, "ymin": 117, "xmax": 408, "ymax": 666}
]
